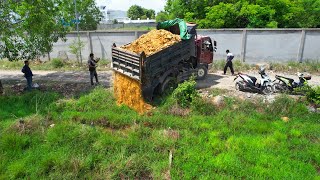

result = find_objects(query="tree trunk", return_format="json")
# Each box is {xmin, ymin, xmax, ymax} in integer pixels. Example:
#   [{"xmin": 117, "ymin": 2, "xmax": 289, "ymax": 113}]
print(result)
[{"xmin": 47, "ymin": 52, "xmax": 51, "ymax": 61}]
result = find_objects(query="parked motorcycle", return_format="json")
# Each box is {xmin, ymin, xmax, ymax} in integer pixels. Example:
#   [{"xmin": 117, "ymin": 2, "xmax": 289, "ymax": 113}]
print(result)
[
  {"xmin": 273, "ymin": 72, "xmax": 311, "ymax": 92},
  {"xmin": 234, "ymin": 68, "xmax": 274, "ymax": 95}
]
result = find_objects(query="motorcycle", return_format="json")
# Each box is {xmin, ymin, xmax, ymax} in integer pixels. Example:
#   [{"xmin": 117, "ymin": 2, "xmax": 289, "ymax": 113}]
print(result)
[
  {"xmin": 234, "ymin": 68, "xmax": 274, "ymax": 95},
  {"xmin": 273, "ymin": 72, "xmax": 311, "ymax": 92}
]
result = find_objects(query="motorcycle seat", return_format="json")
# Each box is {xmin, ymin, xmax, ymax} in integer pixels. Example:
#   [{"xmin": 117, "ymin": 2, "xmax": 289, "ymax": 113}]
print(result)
[
  {"xmin": 248, "ymin": 76, "xmax": 257, "ymax": 85},
  {"xmin": 276, "ymin": 75, "xmax": 294, "ymax": 84}
]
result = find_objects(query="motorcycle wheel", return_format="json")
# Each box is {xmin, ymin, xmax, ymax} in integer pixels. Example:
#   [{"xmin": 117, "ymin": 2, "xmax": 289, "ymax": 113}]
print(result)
[
  {"xmin": 273, "ymin": 82, "xmax": 288, "ymax": 93},
  {"xmin": 235, "ymin": 82, "xmax": 243, "ymax": 91},
  {"xmin": 262, "ymin": 85, "xmax": 273, "ymax": 95}
]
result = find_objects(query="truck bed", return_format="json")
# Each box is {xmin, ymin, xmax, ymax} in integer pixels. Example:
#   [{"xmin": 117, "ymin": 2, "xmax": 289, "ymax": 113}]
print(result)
[{"xmin": 112, "ymin": 38, "xmax": 193, "ymax": 83}]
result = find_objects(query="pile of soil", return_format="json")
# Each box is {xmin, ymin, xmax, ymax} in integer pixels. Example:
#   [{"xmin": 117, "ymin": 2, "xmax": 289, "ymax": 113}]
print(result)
[
  {"xmin": 113, "ymin": 72, "xmax": 152, "ymax": 114},
  {"xmin": 121, "ymin": 29, "xmax": 181, "ymax": 56}
]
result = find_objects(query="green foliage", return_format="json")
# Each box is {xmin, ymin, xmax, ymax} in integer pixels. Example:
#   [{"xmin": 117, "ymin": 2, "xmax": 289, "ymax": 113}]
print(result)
[
  {"xmin": 296, "ymin": 85, "xmax": 320, "ymax": 106},
  {"xmin": 127, "ymin": 5, "xmax": 155, "ymax": 20},
  {"xmin": 155, "ymin": 11, "xmax": 170, "ymax": 22},
  {"xmin": 172, "ymin": 77, "xmax": 199, "ymax": 108},
  {"xmin": 0, "ymin": 0, "xmax": 101, "ymax": 61},
  {"xmin": 0, "ymin": 91, "xmax": 60, "ymax": 120},
  {"xmin": 51, "ymin": 58, "xmax": 64, "ymax": 68},
  {"xmin": 0, "ymin": 87, "xmax": 319, "ymax": 179},
  {"xmin": 268, "ymin": 61, "xmax": 320, "ymax": 73},
  {"xmin": 69, "ymin": 38, "xmax": 85, "ymax": 63},
  {"xmin": 266, "ymin": 95, "xmax": 308, "ymax": 117},
  {"xmin": 210, "ymin": 60, "xmax": 253, "ymax": 73},
  {"xmin": 190, "ymin": 96, "xmax": 216, "ymax": 116},
  {"xmin": 159, "ymin": 0, "xmax": 320, "ymax": 28},
  {"xmin": 59, "ymin": 0, "xmax": 103, "ymax": 31},
  {"xmin": 306, "ymin": 86, "xmax": 320, "ymax": 106}
]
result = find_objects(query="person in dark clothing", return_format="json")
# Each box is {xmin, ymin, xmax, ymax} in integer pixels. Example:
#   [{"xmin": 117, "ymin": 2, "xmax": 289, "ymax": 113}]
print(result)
[
  {"xmin": 0, "ymin": 80, "xmax": 3, "ymax": 94},
  {"xmin": 88, "ymin": 53, "xmax": 100, "ymax": 85},
  {"xmin": 21, "ymin": 60, "xmax": 33, "ymax": 90},
  {"xmin": 223, "ymin": 49, "xmax": 235, "ymax": 75}
]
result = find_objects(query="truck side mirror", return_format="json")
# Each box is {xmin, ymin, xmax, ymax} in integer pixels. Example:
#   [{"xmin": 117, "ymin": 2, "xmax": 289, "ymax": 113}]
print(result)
[{"xmin": 214, "ymin": 41, "xmax": 217, "ymax": 47}]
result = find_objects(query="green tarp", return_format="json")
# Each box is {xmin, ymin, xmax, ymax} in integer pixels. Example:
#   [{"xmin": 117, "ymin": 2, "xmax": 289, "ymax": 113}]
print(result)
[{"xmin": 157, "ymin": 18, "xmax": 191, "ymax": 40}]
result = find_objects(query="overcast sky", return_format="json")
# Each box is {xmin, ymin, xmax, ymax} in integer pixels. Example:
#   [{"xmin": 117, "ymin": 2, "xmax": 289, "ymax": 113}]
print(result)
[{"xmin": 95, "ymin": 0, "xmax": 166, "ymax": 12}]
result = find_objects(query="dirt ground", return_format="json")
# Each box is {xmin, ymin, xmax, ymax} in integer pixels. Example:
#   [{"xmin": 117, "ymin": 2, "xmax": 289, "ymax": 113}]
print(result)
[{"xmin": 1, "ymin": 70, "xmax": 319, "ymax": 99}]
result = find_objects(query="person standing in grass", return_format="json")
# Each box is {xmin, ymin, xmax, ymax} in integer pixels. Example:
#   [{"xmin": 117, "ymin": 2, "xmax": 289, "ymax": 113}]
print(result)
[
  {"xmin": 223, "ymin": 49, "xmax": 235, "ymax": 75},
  {"xmin": 88, "ymin": 53, "xmax": 100, "ymax": 86},
  {"xmin": 0, "ymin": 80, "xmax": 3, "ymax": 94},
  {"xmin": 21, "ymin": 60, "xmax": 33, "ymax": 90}
]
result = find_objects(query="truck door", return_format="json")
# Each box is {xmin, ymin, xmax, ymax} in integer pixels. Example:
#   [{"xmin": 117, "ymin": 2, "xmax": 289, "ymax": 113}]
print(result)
[{"xmin": 199, "ymin": 38, "xmax": 214, "ymax": 64}]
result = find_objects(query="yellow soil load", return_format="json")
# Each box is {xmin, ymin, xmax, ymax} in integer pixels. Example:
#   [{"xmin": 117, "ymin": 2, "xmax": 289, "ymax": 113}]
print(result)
[
  {"xmin": 121, "ymin": 29, "xmax": 181, "ymax": 56},
  {"xmin": 113, "ymin": 71, "xmax": 152, "ymax": 114}
]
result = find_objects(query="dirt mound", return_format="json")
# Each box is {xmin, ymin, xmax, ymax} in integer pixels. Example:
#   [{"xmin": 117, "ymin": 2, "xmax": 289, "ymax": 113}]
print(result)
[
  {"xmin": 121, "ymin": 29, "xmax": 181, "ymax": 56},
  {"xmin": 113, "ymin": 72, "xmax": 152, "ymax": 114}
]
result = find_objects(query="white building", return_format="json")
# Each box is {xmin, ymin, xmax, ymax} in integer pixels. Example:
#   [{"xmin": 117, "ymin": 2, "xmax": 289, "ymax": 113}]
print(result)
[{"xmin": 99, "ymin": 6, "xmax": 128, "ymax": 23}]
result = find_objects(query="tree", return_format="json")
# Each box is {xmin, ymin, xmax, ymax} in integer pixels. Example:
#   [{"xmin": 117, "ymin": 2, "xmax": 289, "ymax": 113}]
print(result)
[
  {"xmin": 58, "ymin": 0, "xmax": 103, "ymax": 31},
  {"xmin": 0, "ymin": 0, "xmax": 102, "ymax": 61},
  {"xmin": 0, "ymin": 0, "xmax": 68, "ymax": 61},
  {"xmin": 127, "ymin": 5, "xmax": 144, "ymax": 20},
  {"xmin": 161, "ymin": 0, "xmax": 320, "ymax": 28},
  {"xmin": 127, "ymin": 5, "xmax": 156, "ymax": 20},
  {"xmin": 156, "ymin": 11, "xmax": 170, "ymax": 22}
]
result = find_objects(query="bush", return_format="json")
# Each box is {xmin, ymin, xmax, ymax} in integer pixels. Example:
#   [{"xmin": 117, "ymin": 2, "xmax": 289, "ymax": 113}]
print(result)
[
  {"xmin": 297, "ymin": 85, "xmax": 320, "ymax": 106},
  {"xmin": 172, "ymin": 77, "xmax": 199, "ymax": 108},
  {"xmin": 51, "ymin": 58, "xmax": 64, "ymax": 68}
]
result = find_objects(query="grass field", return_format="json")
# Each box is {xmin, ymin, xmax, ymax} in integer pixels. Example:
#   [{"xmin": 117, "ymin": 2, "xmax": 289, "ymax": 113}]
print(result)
[{"xmin": 0, "ymin": 87, "xmax": 319, "ymax": 179}]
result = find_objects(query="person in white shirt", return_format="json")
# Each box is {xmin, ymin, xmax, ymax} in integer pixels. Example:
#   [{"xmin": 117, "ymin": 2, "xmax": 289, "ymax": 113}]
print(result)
[{"xmin": 223, "ymin": 49, "xmax": 235, "ymax": 75}]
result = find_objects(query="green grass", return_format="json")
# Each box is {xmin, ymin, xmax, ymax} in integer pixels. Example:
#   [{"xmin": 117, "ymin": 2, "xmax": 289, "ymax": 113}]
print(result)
[
  {"xmin": 0, "ymin": 88, "xmax": 319, "ymax": 179},
  {"xmin": 0, "ymin": 59, "xmax": 111, "ymax": 71},
  {"xmin": 210, "ymin": 59, "xmax": 254, "ymax": 73},
  {"xmin": 269, "ymin": 60, "xmax": 320, "ymax": 74}
]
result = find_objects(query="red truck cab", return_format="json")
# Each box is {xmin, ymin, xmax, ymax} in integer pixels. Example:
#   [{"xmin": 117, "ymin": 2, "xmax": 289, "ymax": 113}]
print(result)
[{"xmin": 186, "ymin": 22, "xmax": 216, "ymax": 79}]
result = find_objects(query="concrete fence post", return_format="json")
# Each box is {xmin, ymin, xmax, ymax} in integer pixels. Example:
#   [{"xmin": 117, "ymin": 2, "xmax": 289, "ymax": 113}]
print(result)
[
  {"xmin": 88, "ymin": 32, "xmax": 93, "ymax": 53},
  {"xmin": 297, "ymin": 29, "xmax": 306, "ymax": 63},
  {"xmin": 241, "ymin": 29, "xmax": 247, "ymax": 62}
]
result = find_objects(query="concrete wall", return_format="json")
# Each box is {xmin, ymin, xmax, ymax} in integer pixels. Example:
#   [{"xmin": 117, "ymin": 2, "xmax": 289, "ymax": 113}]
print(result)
[{"xmin": 47, "ymin": 29, "xmax": 320, "ymax": 64}]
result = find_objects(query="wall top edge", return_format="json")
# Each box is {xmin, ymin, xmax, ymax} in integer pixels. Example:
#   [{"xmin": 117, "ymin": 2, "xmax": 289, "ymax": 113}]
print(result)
[
  {"xmin": 68, "ymin": 29, "xmax": 320, "ymax": 34},
  {"xmin": 68, "ymin": 30, "xmax": 149, "ymax": 34},
  {"xmin": 197, "ymin": 28, "xmax": 320, "ymax": 31}
]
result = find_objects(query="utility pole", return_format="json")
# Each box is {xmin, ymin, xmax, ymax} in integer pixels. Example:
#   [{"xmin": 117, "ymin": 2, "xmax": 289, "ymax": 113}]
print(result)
[{"xmin": 74, "ymin": 0, "xmax": 83, "ymax": 64}]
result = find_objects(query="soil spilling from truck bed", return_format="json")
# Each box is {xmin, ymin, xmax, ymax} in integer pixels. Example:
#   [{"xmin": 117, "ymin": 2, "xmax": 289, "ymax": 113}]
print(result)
[
  {"xmin": 114, "ymin": 29, "xmax": 181, "ymax": 113},
  {"xmin": 121, "ymin": 29, "xmax": 181, "ymax": 56},
  {"xmin": 113, "ymin": 71, "xmax": 152, "ymax": 114}
]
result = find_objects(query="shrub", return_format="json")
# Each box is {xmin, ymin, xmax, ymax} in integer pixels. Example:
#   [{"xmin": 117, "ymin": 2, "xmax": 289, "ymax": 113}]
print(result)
[
  {"xmin": 297, "ymin": 85, "xmax": 320, "ymax": 106},
  {"xmin": 51, "ymin": 58, "xmax": 64, "ymax": 68},
  {"xmin": 172, "ymin": 77, "xmax": 198, "ymax": 108}
]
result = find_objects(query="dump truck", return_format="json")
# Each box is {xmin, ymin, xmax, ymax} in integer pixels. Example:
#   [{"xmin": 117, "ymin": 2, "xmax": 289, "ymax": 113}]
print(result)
[{"xmin": 112, "ymin": 19, "xmax": 217, "ymax": 101}]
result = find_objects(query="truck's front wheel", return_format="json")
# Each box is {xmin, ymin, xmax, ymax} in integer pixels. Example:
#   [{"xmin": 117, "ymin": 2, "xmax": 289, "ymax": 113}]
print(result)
[{"xmin": 197, "ymin": 65, "xmax": 208, "ymax": 80}]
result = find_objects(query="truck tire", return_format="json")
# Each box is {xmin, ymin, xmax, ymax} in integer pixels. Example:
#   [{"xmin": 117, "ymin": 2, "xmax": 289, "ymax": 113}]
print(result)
[
  {"xmin": 160, "ymin": 77, "xmax": 177, "ymax": 94},
  {"xmin": 196, "ymin": 65, "xmax": 208, "ymax": 80}
]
